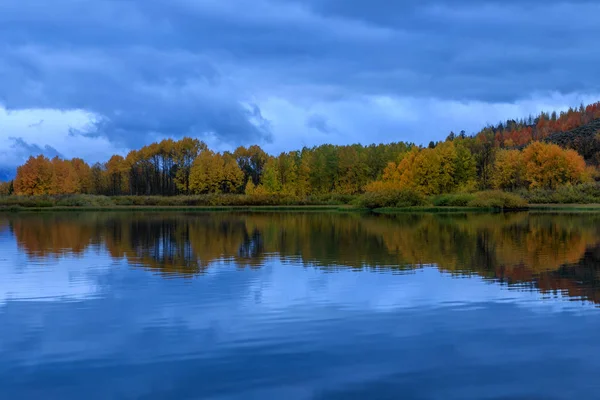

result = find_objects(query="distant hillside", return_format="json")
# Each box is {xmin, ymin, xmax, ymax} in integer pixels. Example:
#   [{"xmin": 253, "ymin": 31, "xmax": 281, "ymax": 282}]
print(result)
[
  {"xmin": 476, "ymin": 101, "xmax": 600, "ymax": 150},
  {"xmin": 542, "ymin": 119, "xmax": 600, "ymax": 164}
]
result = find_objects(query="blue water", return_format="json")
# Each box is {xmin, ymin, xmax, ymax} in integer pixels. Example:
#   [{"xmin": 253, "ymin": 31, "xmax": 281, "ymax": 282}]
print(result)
[{"xmin": 1, "ymin": 212, "xmax": 600, "ymax": 399}]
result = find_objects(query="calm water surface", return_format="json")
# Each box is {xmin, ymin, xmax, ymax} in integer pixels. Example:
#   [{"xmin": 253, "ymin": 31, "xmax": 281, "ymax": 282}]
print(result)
[{"xmin": 1, "ymin": 211, "xmax": 600, "ymax": 399}]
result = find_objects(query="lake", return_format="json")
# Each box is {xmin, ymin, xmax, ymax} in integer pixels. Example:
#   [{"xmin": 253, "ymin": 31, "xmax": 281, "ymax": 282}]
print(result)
[{"xmin": 1, "ymin": 211, "xmax": 600, "ymax": 399}]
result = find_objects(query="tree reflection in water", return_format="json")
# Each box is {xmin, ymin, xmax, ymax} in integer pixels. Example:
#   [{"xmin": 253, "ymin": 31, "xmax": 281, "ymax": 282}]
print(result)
[{"xmin": 4, "ymin": 211, "xmax": 600, "ymax": 303}]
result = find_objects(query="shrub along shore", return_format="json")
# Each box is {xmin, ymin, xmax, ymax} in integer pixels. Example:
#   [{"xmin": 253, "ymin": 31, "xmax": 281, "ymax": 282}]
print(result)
[{"xmin": 3, "ymin": 184, "xmax": 600, "ymax": 212}]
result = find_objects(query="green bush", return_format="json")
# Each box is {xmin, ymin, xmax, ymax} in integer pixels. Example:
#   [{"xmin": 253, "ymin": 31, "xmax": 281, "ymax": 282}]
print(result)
[
  {"xmin": 356, "ymin": 189, "xmax": 428, "ymax": 209},
  {"xmin": 55, "ymin": 196, "xmax": 91, "ymax": 207},
  {"xmin": 431, "ymin": 193, "xmax": 477, "ymax": 207},
  {"xmin": 105, "ymin": 193, "xmax": 352, "ymax": 207},
  {"xmin": 308, "ymin": 193, "xmax": 356, "ymax": 205},
  {"xmin": 519, "ymin": 183, "xmax": 600, "ymax": 204},
  {"xmin": 0, "ymin": 191, "xmax": 531, "ymax": 210},
  {"xmin": 0, "ymin": 196, "xmax": 54, "ymax": 208},
  {"xmin": 466, "ymin": 191, "xmax": 528, "ymax": 209}
]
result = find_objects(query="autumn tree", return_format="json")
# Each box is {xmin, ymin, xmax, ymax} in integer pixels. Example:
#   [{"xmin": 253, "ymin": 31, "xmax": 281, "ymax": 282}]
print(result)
[
  {"xmin": 296, "ymin": 149, "xmax": 312, "ymax": 197},
  {"xmin": 90, "ymin": 162, "xmax": 107, "ymax": 195},
  {"xmin": 189, "ymin": 150, "xmax": 223, "ymax": 194},
  {"xmin": 244, "ymin": 180, "xmax": 256, "ymax": 195},
  {"xmin": 453, "ymin": 141, "xmax": 477, "ymax": 189},
  {"xmin": 50, "ymin": 157, "xmax": 79, "ymax": 194},
  {"xmin": 336, "ymin": 145, "xmax": 369, "ymax": 194},
  {"xmin": 174, "ymin": 138, "xmax": 206, "ymax": 194},
  {"xmin": 106, "ymin": 155, "xmax": 129, "ymax": 195},
  {"xmin": 262, "ymin": 157, "xmax": 282, "ymax": 194},
  {"xmin": 0, "ymin": 181, "xmax": 13, "ymax": 196},
  {"xmin": 189, "ymin": 150, "xmax": 243, "ymax": 194},
  {"xmin": 522, "ymin": 142, "xmax": 587, "ymax": 189},
  {"xmin": 278, "ymin": 152, "xmax": 299, "ymax": 195},
  {"xmin": 234, "ymin": 145, "xmax": 267, "ymax": 186},
  {"xmin": 492, "ymin": 150, "xmax": 525, "ymax": 190},
  {"xmin": 221, "ymin": 152, "xmax": 244, "ymax": 193},
  {"xmin": 365, "ymin": 142, "xmax": 477, "ymax": 195},
  {"xmin": 310, "ymin": 144, "xmax": 339, "ymax": 194},
  {"xmin": 71, "ymin": 158, "xmax": 92, "ymax": 194},
  {"xmin": 14, "ymin": 155, "xmax": 53, "ymax": 195}
]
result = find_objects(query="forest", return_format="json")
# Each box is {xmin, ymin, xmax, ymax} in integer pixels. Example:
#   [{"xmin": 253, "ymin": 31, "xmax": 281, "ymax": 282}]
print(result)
[{"xmin": 1, "ymin": 101, "xmax": 600, "ymax": 208}]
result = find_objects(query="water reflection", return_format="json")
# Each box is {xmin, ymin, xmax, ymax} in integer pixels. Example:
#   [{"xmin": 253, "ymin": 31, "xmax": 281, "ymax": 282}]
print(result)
[
  {"xmin": 4, "ymin": 212, "xmax": 600, "ymax": 399},
  {"xmin": 3, "ymin": 211, "xmax": 600, "ymax": 304}
]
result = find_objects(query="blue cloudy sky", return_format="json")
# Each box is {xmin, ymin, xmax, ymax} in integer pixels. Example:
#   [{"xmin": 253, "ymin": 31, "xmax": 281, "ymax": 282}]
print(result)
[{"xmin": 1, "ymin": 0, "xmax": 599, "ymax": 173}]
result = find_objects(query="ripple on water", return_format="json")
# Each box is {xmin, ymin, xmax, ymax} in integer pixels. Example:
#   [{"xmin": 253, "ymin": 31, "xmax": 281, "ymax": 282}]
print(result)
[{"xmin": 1, "ymin": 212, "xmax": 600, "ymax": 399}]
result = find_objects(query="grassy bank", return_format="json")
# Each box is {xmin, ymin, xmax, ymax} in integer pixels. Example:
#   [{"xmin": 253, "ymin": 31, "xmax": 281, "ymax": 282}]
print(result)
[
  {"xmin": 0, "ymin": 193, "xmax": 354, "ymax": 209},
  {"xmin": 355, "ymin": 189, "xmax": 528, "ymax": 210},
  {"xmin": 528, "ymin": 204, "xmax": 600, "ymax": 212},
  {"xmin": 0, "ymin": 205, "xmax": 354, "ymax": 213},
  {"xmin": 517, "ymin": 184, "xmax": 600, "ymax": 204},
  {"xmin": 372, "ymin": 206, "xmax": 510, "ymax": 213},
  {"xmin": 4, "ymin": 189, "xmax": 600, "ymax": 213}
]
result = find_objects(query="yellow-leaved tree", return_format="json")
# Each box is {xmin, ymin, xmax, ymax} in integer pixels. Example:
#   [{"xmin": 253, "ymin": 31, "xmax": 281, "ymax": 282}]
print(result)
[
  {"xmin": 492, "ymin": 149, "xmax": 525, "ymax": 190},
  {"xmin": 366, "ymin": 142, "xmax": 475, "ymax": 196},
  {"xmin": 190, "ymin": 151, "xmax": 243, "ymax": 194},
  {"xmin": 261, "ymin": 157, "xmax": 282, "ymax": 194},
  {"xmin": 221, "ymin": 152, "xmax": 244, "ymax": 193},
  {"xmin": 522, "ymin": 142, "xmax": 587, "ymax": 189},
  {"xmin": 189, "ymin": 150, "xmax": 223, "ymax": 194},
  {"xmin": 296, "ymin": 151, "xmax": 312, "ymax": 197}
]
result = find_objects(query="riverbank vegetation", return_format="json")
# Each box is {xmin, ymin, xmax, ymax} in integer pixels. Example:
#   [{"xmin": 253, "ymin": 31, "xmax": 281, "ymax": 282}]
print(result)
[
  {"xmin": 1, "ymin": 102, "xmax": 600, "ymax": 210},
  {"xmin": 2, "ymin": 188, "xmax": 598, "ymax": 211},
  {"xmin": 0, "ymin": 193, "xmax": 353, "ymax": 209}
]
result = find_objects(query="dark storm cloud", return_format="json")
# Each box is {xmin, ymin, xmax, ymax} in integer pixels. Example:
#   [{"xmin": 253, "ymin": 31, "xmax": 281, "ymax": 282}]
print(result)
[
  {"xmin": 0, "ymin": 0, "xmax": 599, "ymax": 148},
  {"xmin": 9, "ymin": 137, "xmax": 64, "ymax": 159}
]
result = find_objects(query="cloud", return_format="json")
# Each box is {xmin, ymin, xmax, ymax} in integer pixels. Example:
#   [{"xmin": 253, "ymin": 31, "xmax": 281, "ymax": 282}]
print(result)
[
  {"xmin": 0, "ymin": 107, "xmax": 122, "ymax": 168},
  {"xmin": 306, "ymin": 114, "xmax": 337, "ymax": 134},
  {"xmin": 0, "ymin": 0, "xmax": 599, "ymax": 166},
  {"xmin": 9, "ymin": 137, "xmax": 63, "ymax": 159},
  {"xmin": 27, "ymin": 120, "xmax": 44, "ymax": 128},
  {"xmin": 258, "ymin": 91, "xmax": 600, "ymax": 155},
  {"xmin": 1, "ymin": 45, "xmax": 272, "ymax": 149}
]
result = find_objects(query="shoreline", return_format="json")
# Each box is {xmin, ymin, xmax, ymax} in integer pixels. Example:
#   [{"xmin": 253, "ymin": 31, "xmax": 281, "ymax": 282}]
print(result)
[
  {"xmin": 3, "ymin": 203, "xmax": 600, "ymax": 213},
  {"xmin": 0, "ymin": 205, "xmax": 356, "ymax": 213}
]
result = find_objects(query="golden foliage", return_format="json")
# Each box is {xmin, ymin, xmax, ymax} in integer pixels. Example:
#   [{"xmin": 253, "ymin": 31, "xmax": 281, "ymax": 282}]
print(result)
[
  {"xmin": 492, "ymin": 149, "xmax": 524, "ymax": 190},
  {"xmin": 14, "ymin": 155, "xmax": 53, "ymax": 195},
  {"xmin": 0, "ymin": 181, "xmax": 12, "ymax": 195},
  {"xmin": 367, "ymin": 142, "xmax": 476, "ymax": 195},
  {"xmin": 522, "ymin": 142, "xmax": 587, "ymax": 189},
  {"xmin": 189, "ymin": 150, "xmax": 243, "ymax": 194}
]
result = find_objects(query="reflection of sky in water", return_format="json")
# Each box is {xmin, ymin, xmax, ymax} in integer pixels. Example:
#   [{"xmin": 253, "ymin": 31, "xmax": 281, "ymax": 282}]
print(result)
[
  {"xmin": 0, "ymin": 230, "xmax": 593, "ymax": 312},
  {"xmin": 1, "ymin": 228, "xmax": 600, "ymax": 399},
  {"xmin": 0, "ymin": 234, "xmax": 110, "ymax": 304}
]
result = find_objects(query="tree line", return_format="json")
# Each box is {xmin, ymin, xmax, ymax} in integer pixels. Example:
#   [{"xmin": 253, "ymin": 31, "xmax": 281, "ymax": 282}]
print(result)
[
  {"xmin": 465, "ymin": 101, "xmax": 600, "ymax": 149},
  {"xmin": 368, "ymin": 140, "xmax": 591, "ymax": 195},
  {"xmin": 3, "ymin": 101, "xmax": 600, "ymax": 197},
  {"xmin": 8, "ymin": 139, "xmax": 412, "ymax": 196}
]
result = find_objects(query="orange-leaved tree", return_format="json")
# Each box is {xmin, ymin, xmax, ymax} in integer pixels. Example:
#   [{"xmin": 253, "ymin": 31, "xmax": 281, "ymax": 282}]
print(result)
[
  {"xmin": 522, "ymin": 142, "xmax": 588, "ymax": 189},
  {"xmin": 50, "ymin": 157, "xmax": 79, "ymax": 194},
  {"xmin": 14, "ymin": 155, "xmax": 53, "ymax": 195}
]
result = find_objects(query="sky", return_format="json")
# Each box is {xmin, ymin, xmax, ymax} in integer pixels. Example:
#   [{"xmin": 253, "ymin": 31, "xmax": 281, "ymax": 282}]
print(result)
[{"xmin": 1, "ymin": 0, "xmax": 600, "ymax": 175}]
